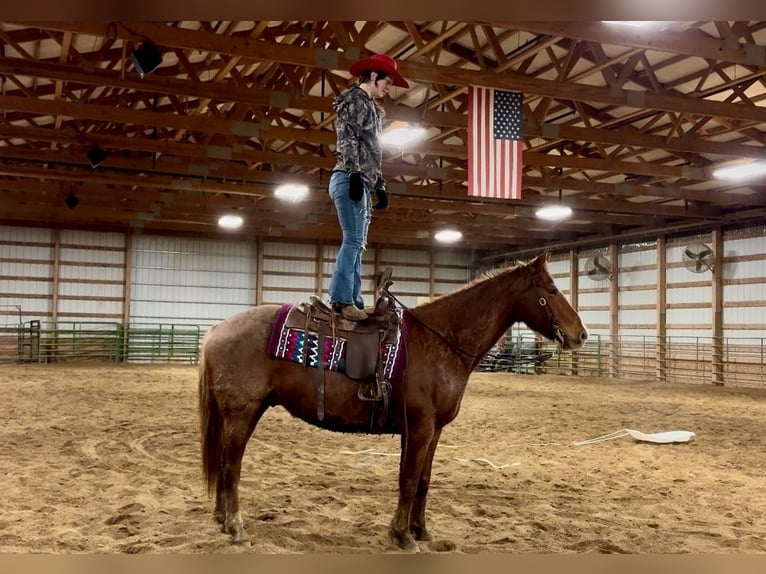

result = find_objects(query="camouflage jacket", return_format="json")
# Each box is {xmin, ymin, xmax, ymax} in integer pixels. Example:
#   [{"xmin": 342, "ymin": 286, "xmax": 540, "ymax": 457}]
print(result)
[{"xmin": 332, "ymin": 86, "xmax": 383, "ymax": 186}]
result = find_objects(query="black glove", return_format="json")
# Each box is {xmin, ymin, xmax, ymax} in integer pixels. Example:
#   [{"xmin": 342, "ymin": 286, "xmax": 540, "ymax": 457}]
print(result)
[
  {"xmin": 373, "ymin": 188, "xmax": 389, "ymax": 210},
  {"xmin": 373, "ymin": 177, "xmax": 389, "ymax": 210},
  {"xmin": 348, "ymin": 172, "xmax": 364, "ymax": 201}
]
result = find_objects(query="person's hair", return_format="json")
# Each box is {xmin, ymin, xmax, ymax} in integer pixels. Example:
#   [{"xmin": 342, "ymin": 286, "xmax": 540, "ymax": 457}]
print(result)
[{"xmin": 358, "ymin": 70, "xmax": 389, "ymax": 84}]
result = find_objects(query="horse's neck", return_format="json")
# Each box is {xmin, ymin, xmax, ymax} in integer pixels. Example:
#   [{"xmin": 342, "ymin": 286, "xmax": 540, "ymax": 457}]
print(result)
[{"xmin": 415, "ymin": 268, "xmax": 524, "ymax": 360}]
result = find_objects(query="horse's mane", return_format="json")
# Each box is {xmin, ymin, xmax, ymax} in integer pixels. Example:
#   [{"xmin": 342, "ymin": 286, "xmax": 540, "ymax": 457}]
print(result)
[{"xmin": 414, "ymin": 259, "xmax": 528, "ymax": 310}]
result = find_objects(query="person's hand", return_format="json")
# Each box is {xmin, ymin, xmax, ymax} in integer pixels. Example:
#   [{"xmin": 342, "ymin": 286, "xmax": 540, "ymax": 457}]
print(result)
[
  {"xmin": 373, "ymin": 177, "xmax": 389, "ymax": 210},
  {"xmin": 349, "ymin": 172, "xmax": 364, "ymax": 201},
  {"xmin": 373, "ymin": 188, "xmax": 389, "ymax": 210}
]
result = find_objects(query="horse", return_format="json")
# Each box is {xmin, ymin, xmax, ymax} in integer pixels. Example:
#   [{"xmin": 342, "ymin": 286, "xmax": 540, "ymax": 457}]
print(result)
[{"xmin": 198, "ymin": 250, "xmax": 588, "ymax": 552}]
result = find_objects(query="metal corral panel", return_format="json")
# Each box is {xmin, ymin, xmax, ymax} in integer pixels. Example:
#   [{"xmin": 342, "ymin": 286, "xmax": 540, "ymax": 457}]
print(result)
[
  {"xmin": 130, "ymin": 235, "xmax": 256, "ymax": 327},
  {"xmin": 665, "ymin": 331, "xmax": 713, "ymax": 344},
  {"xmin": 619, "ymin": 329, "xmax": 657, "ymax": 338}
]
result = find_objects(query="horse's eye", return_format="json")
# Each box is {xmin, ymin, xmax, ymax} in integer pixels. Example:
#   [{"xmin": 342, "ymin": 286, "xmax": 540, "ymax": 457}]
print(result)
[{"xmin": 548, "ymin": 286, "xmax": 558, "ymax": 295}]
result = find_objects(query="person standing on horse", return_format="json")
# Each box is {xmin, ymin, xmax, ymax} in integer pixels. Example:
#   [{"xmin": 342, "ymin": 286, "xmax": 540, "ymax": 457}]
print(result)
[{"xmin": 327, "ymin": 53, "xmax": 409, "ymax": 321}]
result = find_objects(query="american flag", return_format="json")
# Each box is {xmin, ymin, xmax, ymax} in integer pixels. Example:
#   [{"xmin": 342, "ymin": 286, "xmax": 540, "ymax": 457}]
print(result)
[{"xmin": 467, "ymin": 86, "xmax": 523, "ymax": 199}]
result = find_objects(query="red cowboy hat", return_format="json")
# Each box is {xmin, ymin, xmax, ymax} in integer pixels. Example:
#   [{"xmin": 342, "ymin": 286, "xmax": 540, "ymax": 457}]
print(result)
[{"xmin": 349, "ymin": 53, "xmax": 409, "ymax": 88}]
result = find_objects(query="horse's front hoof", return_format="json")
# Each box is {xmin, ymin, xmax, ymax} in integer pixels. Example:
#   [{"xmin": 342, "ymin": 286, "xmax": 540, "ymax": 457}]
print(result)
[
  {"xmin": 223, "ymin": 518, "xmax": 252, "ymax": 547},
  {"xmin": 411, "ymin": 525, "xmax": 433, "ymax": 542},
  {"xmin": 390, "ymin": 526, "xmax": 420, "ymax": 553}
]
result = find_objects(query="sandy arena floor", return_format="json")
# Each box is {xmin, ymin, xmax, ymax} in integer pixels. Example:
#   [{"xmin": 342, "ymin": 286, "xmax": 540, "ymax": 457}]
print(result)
[{"xmin": 1, "ymin": 363, "xmax": 764, "ymax": 554}]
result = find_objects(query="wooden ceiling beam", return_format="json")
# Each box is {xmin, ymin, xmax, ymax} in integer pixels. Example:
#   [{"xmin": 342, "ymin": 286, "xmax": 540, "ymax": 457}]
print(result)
[
  {"xmin": 21, "ymin": 22, "xmax": 766, "ymax": 123},
  {"xmin": 513, "ymin": 22, "xmax": 766, "ymax": 68}
]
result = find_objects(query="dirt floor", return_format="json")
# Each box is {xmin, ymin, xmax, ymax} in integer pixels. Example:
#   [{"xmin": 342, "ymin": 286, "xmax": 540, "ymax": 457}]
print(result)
[{"xmin": 1, "ymin": 363, "xmax": 765, "ymax": 554}]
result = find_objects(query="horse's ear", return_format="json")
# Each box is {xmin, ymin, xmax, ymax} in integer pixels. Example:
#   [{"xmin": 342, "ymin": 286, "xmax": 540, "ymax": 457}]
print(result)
[{"xmin": 530, "ymin": 250, "xmax": 550, "ymax": 270}]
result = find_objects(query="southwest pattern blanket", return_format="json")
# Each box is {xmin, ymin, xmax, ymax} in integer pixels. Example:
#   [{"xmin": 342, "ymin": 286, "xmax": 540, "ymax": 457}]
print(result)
[{"xmin": 267, "ymin": 303, "xmax": 408, "ymax": 381}]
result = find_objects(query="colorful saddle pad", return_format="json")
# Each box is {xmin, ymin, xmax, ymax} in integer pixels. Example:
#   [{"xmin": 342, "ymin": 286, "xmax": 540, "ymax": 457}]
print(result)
[{"xmin": 267, "ymin": 303, "xmax": 408, "ymax": 381}]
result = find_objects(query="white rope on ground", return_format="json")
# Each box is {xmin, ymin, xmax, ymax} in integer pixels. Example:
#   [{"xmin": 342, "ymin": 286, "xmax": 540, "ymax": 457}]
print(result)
[
  {"xmin": 340, "ymin": 448, "xmax": 400, "ymax": 456},
  {"xmin": 339, "ymin": 428, "xmax": 695, "ymax": 471},
  {"xmin": 454, "ymin": 457, "xmax": 521, "ymax": 470},
  {"xmin": 574, "ymin": 428, "xmax": 696, "ymax": 446}
]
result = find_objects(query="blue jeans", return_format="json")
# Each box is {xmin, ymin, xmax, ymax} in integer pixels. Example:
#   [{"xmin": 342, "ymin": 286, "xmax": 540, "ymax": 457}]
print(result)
[{"xmin": 328, "ymin": 171, "xmax": 371, "ymax": 309}]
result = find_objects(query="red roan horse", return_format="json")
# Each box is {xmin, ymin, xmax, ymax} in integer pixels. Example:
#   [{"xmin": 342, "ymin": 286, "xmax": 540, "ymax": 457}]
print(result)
[{"xmin": 198, "ymin": 251, "xmax": 588, "ymax": 552}]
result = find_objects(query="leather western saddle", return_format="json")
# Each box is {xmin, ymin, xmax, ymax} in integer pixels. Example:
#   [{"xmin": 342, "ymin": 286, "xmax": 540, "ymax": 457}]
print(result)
[{"xmin": 284, "ymin": 268, "xmax": 400, "ymax": 423}]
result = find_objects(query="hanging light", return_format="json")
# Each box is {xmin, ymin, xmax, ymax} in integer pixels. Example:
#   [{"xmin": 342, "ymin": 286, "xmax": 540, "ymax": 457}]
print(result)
[
  {"xmin": 218, "ymin": 214, "xmax": 243, "ymax": 229},
  {"xmin": 434, "ymin": 229, "xmax": 463, "ymax": 243},
  {"xmin": 275, "ymin": 183, "xmax": 309, "ymax": 202},
  {"xmin": 537, "ymin": 149, "xmax": 573, "ymax": 221},
  {"xmin": 712, "ymin": 161, "xmax": 766, "ymax": 180},
  {"xmin": 535, "ymin": 204, "xmax": 573, "ymax": 221},
  {"xmin": 381, "ymin": 121, "xmax": 426, "ymax": 146}
]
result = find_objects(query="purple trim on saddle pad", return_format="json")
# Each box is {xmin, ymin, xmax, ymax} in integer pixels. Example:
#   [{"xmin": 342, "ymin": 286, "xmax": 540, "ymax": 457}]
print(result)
[
  {"xmin": 267, "ymin": 303, "xmax": 293, "ymax": 356},
  {"xmin": 267, "ymin": 304, "xmax": 409, "ymax": 381}
]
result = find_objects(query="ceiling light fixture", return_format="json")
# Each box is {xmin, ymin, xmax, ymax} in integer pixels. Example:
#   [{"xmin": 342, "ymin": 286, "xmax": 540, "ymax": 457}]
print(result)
[
  {"xmin": 712, "ymin": 161, "xmax": 766, "ymax": 180},
  {"xmin": 381, "ymin": 121, "xmax": 426, "ymax": 146},
  {"xmin": 274, "ymin": 183, "xmax": 309, "ymax": 202},
  {"xmin": 218, "ymin": 214, "xmax": 243, "ymax": 229},
  {"xmin": 537, "ymin": 149, "xmax": 574, "ymax": 221},
  {"xmin": 535, "ymin": 205, "xmax": 573, "ymax": 221},
  {"xmin": 434, "ymin": 229, "xmax": 463, "ymax": 243},
  {"xmin": 536, "ymin": 187, "xmax": 573, "ymax": 221}
]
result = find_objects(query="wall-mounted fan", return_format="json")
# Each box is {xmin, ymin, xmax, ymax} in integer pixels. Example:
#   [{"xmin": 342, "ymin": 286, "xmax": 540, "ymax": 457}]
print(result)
[
  {"xmin": 682, "ymin": 243, "xmax": 715, "ymax": 273},
  {"xmin": 585, "ymin": 254, "xmax": 612, "ymax": 281}
]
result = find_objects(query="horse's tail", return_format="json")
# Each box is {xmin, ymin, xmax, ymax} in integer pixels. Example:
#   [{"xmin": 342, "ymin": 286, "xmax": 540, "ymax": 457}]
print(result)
[{"xmin": 198, "ymin": 332, "xmax": 221, "ymax": 496}]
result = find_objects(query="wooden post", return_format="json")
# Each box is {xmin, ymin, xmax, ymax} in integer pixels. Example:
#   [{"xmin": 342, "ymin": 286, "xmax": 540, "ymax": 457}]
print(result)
[
  {"xmin": 656, "ymin": 234, "xmax": 667, "ymax": 381},
  {"xmin": 122, "ymin": 233, "xmax": 133, "ymax": 325},
  {"xmin": 429, "ymin": 250, "xmax": 436, "ymax": 299},
  {"xmin": 711, "ymin": 226, "xmax": 724, "ymax": 385},
  {"xmin": 569, "ymin": 248, "xmax": 579, "ymax": 376},
  {"xmin": 314, "ymin": 242, "xmax": 323, "ymax": 298},
  {"xmin": 51, "ymin": 227, "xmax": 61, "ymax": 323},
  {"xmin": 255, "ymin": 236, "xmax": 264, "ymax": 306},
  {"xmin": 609, "ymin": 243, "xmax": 619, "ymax": 378}
]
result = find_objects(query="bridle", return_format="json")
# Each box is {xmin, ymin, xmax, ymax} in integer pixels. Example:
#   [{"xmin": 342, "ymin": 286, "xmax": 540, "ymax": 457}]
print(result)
[{"xmin": 532, "ymin": 279, "xmax": 566, "ymax": 346}]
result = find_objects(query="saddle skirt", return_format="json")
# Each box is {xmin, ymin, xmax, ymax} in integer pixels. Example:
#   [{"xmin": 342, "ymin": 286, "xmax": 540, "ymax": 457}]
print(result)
[{"xmin": 267, "ymin": 302, "xmax": 408, "ymax": 382}]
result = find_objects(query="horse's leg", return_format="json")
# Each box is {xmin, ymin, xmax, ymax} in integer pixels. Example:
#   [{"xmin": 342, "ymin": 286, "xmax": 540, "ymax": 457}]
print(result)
[
  {"xmin": 217, "ymin": 400, "xmax": 268, "ymax": 546},
  {"xmin": 389, "ymin": 422, "xmax": 435, "ymax": 552},
  {"xmin": 409, "ymin": 428, "xmax": 442, "ymax": 541}
]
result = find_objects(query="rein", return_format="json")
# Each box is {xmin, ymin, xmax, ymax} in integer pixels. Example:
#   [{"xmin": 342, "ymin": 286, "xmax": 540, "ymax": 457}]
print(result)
[
  {"xmin": 387, "ymin": 271, "xmax": 565, "ymax": 364},
  {"xmin": 388, "ymin": 292, "xmax": 479, "ymax": 361}
]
